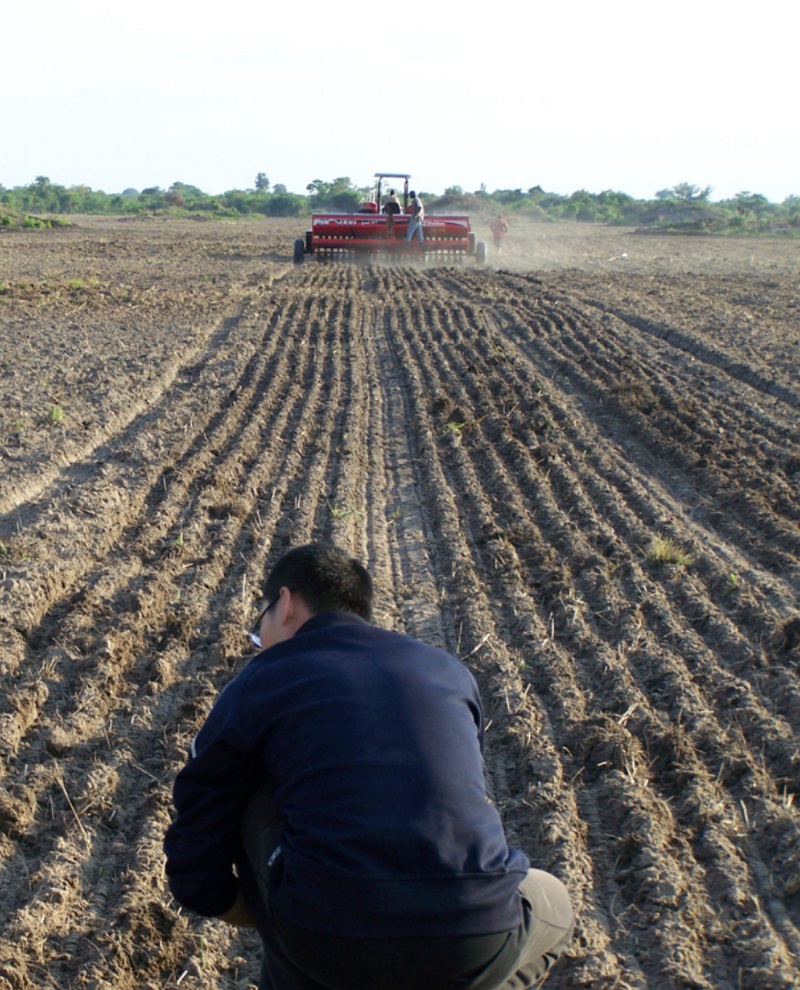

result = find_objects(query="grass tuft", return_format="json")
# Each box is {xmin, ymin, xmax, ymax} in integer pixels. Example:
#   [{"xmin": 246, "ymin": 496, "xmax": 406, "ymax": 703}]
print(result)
[{"xmin": 645, "ymin": 536, "xmax": 694, "ymax": 567}]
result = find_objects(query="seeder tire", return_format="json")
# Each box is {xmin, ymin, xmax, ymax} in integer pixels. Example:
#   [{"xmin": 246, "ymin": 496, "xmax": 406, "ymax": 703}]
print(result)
[
  {"xmin": 476, "ymin": 241, "xmax": 488, "ymax": 267},
  {"xmin": 293, "ymin": 238, "xmax": 306, "ymax": 265}
]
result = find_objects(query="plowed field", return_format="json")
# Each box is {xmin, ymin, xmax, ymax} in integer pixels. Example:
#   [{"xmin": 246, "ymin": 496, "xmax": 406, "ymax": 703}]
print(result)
[{"xmin": 1, "ymin": 216, "xmax": 799, "ymax": 990}]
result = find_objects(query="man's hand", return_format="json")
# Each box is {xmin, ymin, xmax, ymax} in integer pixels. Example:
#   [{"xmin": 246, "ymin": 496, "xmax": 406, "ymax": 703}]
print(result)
[{"xmin": 217, "ymin": 887, "xmax": 257, "ymax": 928}]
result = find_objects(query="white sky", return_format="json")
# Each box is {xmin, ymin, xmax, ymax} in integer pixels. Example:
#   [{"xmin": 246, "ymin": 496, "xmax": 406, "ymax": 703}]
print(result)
[{"xmin": 3, "ymin": 0, "xmax": 798, "ymax": 203}]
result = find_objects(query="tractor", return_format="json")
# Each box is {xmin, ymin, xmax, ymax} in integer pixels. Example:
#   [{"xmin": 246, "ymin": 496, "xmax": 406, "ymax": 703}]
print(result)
[{"xmin": 293, "ymin": 173, "xmax": 487, "ymax": 266}]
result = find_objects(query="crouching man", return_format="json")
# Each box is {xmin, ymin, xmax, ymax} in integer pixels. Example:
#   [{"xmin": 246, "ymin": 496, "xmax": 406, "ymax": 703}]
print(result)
[{"xmin": 164, "ymin": 543, "xmax": 574, "ymax": 990}]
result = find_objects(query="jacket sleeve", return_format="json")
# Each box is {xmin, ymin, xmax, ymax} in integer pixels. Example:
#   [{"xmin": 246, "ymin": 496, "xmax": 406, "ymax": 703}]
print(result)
[{"xmin": 164, "ymin": 679, "xmax": 261, "ymax": 917}]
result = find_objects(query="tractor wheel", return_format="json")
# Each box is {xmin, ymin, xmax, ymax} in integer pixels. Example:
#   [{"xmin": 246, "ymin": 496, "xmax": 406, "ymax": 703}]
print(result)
[
  {"xmin": 476, "ymin": 241, "xmax": 488, "ymax": 267},
  {"xmin": 293, "ymin": 238, "xmax": 306, "ymax": 265}
]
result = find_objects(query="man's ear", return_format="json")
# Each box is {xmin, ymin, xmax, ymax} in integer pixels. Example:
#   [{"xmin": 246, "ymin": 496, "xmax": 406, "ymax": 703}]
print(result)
[{"xmin": 277, "ymin": 586, "xmax": 296, "ymax": 627}]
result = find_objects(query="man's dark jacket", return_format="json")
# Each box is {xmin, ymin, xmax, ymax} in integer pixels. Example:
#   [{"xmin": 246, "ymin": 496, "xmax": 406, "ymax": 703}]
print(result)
[{"xmin": 164, "ymin": 612, "xmax": 529, "ymax": 938}]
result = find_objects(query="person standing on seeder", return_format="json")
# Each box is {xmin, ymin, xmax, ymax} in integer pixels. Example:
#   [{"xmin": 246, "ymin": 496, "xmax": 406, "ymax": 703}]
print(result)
[{"xmin": 406, "ymin": 190, "xmax": 425, "ymax": 243}]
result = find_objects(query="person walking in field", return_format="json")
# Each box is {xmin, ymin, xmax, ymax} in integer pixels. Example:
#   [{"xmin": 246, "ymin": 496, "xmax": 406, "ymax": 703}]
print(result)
[
  {"xmin": 491, "ymin": 214, "xmax": 509, "ymax": 253},
  {"xmin": 164, "ymin": 543, "xmax": 574, "ymax": 990},
  {"xmin": 406, "ymin": 190, "xmax": 425, "ymax": 243}
]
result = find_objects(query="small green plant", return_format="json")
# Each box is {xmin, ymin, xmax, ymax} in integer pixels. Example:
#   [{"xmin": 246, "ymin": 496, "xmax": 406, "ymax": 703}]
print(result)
[
  {"xmin": 65, "ymin": 276, "xmax": 100, "ymax": 291},
  {"xmin": 172, "ymin": 530, "xmax": 185, "ymax": 549},
  {"xmin": 48, "ymin": 404, "xmax": 64, "ymax": 426},
  {"xmin": 645, "ymin": 536, "xmax": 694, "ymax": 567},
  {"xmin": 0, "ymin": 538, "xmax": 35, "ymax": 562},
  {"xmin": 441, "ymin": 420, "xmax": 467, "ymax": 438},
  {"xmin": 328, "ymin": 501, "xmax": 363, "ymax": 521}
]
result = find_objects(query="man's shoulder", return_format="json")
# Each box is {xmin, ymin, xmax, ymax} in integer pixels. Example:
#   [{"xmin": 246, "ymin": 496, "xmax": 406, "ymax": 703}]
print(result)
[{"xmin": 371, "ymin": 626, "xmax": 472, "ymax": 677}]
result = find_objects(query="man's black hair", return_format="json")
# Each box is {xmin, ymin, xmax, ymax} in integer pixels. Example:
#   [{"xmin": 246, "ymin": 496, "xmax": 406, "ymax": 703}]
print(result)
[{"xmin": 263, "ymin": 544, "xmax": 372, "ymax": 621}]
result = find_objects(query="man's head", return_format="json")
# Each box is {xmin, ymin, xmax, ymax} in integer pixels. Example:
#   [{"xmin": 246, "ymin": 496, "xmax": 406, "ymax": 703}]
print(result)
[
  {"xmin": 264, "ymin": 544, "xmax": 372, "ymax": 618},
  {"xmin": 254, "ymin": 544, "xmax": 372, "ymax": 650}
]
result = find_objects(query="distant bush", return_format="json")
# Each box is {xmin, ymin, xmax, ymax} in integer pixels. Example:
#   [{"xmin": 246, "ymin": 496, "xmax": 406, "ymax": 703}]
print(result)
[
  {"xmin": 428, "ymin": 193, "xmax": 488, "ymax": 215},
  {"xmin": 0, "ymin": 205, "xmax": 70, "ymax": 230},
  {"xmin": 263, "ymin": 192, "xmax": 305, "ymax": 217}
]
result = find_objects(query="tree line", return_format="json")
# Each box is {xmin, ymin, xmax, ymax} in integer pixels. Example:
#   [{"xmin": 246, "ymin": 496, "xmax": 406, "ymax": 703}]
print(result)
[{"xmin": 2, "ymin": 175, "xmax": 798, "ymax": 234}]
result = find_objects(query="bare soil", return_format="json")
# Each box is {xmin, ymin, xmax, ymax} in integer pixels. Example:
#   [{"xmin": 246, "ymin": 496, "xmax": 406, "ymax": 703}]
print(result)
[{"xmin": 1, "ymin": 215, "xmax": 799, "ymax": 990}]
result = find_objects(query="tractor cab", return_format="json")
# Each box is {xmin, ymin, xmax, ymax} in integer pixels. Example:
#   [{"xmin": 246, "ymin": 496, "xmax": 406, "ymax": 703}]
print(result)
[{"xmin": 374, "ymin": 173, "xmax": 411, "ymax": 216}]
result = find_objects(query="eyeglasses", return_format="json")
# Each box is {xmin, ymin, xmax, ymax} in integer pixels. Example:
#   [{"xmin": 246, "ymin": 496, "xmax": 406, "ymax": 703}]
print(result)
[
  {"xmin": 248, "ymin": 597, "xmax": 279, "ymax": 649},
  {"xmin": 248, "ymin": 587, "xmax": 300, "ymax": 649}
]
